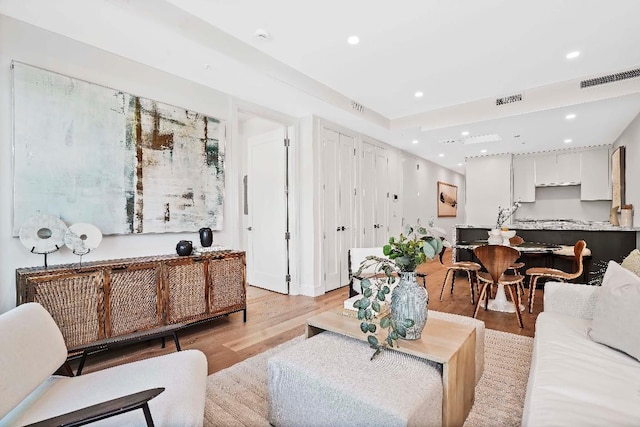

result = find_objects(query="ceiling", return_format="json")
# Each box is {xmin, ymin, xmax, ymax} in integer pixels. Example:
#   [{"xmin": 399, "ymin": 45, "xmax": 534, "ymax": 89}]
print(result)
[{"xmin": 2, "ymin": 0, "xmax": 640, "ymax": 173}]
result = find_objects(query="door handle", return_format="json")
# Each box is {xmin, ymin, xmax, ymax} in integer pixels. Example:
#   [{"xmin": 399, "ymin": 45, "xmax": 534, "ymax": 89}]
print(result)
[
  {"xmin": 247, "ymin": 226, "xmax": 252, "ymax": 231},
  {"xmin": 336, "ymin": 227, "xmax": 341, "ymax": 232},
  {"xmin": 341, "ymin": 226, "xmax": 346, "ymax": 231}
]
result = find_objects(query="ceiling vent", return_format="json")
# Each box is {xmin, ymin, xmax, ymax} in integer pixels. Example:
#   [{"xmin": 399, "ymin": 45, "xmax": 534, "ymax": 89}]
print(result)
[
  {"xmin": 438, "ymin": 139, "xmax": 457, "ymax": 144},
  {"xmin": 462, "ymin": 134, "xmax": 502, "ymax": 144},
  {"xmin": 495, "ymin": 93, "xmax": 523, "ymax": 106},
  {"xmin": 580, "ymin": 68, "xmax": 640, "ymax": 88}
]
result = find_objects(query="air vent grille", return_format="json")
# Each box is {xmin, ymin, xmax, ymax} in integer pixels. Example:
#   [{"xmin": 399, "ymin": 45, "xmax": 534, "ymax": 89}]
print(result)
[
  {"xmin": 496, "ymin": 93, "xmax": 523, "ymax": 106},
  {"xmin": 580, "ymin": 68, "xmax": 640, "ymax": 88},
  {"xmin": 438, "ymin": 139, "xmax": 456, "ymax": 144}
]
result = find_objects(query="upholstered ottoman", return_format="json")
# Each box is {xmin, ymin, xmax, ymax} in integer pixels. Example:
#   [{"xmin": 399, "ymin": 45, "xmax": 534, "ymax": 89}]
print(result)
[{"xmin": 268, "ymin": 331, "xmax": 443, "ymax": 427}]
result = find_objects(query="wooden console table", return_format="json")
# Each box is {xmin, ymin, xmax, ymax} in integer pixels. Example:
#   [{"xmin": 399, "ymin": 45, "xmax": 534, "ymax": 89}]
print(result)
[{"xmin": 16, "ymin": 250, "xmax": 246, "ymax": 350}]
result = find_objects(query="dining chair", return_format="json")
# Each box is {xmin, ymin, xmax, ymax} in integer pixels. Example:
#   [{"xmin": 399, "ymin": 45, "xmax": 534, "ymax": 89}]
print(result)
[
  {"xmin": 438, "ymin": 248, "xmax": 482, "ymax": 304},
  {"xmin": 525, "ymin": 240, "xmax": 587, "ymax": 313},
  {"xmin": 473, "ymin": 245, "xmax": 525, "ymax": 328}
]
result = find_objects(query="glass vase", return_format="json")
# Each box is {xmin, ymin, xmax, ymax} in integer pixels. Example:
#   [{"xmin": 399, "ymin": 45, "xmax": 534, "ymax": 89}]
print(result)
[{"xmin": 390, "ymin": 272, "xmax": 429, "ymax": 340}]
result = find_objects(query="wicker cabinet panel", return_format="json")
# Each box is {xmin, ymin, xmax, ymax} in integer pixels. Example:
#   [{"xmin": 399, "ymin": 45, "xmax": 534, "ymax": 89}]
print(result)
[
  {"xmin": 27, "ymin": 272, "xmax": 103, "ymax": 348},
  {"xmin": 16, "ymin": 251, "xmax": 246, "ymax": 351},
  {"xmin": 165, "ymin": 261, "xmax": 207, "ymax": 323},
  {"xmin": 107, "ymin": 265, "xmax": 160, "ymax": 336},
  {"xmin": 208, "ymin": 256, "xmax": 246, "ymax": 316}
]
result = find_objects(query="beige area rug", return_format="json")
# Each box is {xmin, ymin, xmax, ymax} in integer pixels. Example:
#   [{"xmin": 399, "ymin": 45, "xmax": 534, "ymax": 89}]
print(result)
[{"xmin": 204, "ymin": 329, "xmax": 533, "ymax": 426}]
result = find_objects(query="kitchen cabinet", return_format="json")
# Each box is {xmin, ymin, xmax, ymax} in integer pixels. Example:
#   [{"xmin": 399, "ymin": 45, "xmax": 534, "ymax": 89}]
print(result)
[
  {"xmin": 580, "ymin": 147, "xmax": 611, "ymax": 200},
  {"xmin": 512, "ymin": 155, "xmax": 535, "ymax": 202},
  {"xmin": 535, "ymin": 152, "xmax": 581, "ymax": 186}
]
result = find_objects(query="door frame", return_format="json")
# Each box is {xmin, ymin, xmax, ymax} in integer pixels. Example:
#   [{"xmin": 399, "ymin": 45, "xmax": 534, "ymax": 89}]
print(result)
[{"xmin": 232, "ymin": 101, "xmax": 298, "ymax": 294}]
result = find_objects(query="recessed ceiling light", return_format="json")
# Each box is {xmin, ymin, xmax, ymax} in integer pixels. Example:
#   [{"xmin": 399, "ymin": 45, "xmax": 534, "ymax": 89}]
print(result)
[
  {"xmin": 414, "ymin": 91, "xmax": 424, "ymax": 98},
  {"xmin": 438, "ymin": 153, "xmax": 444, "ymax": 157},
  {"xmin": 461, "ymin": 131, "xmax": 469, "ymax": 136},
  {"xmin": 457, "ymin": 163, "xmax": 463, "ymax": 167},
  {"xmin": 564, "ymin": 138, "xmax": 573, "ymax": 144},
  {"xmin": 412, "ymin": 139, "xmax": 419, "ymax": 144},
  {"xmin": 347, "ymin": 35, "xmax": 360, "ymax": 45},
  {"xmin": 565, "ymin": 113, "xmax": 576, "ymax": 120},
  {"xmin": 566, "ymin": 51, "xmax": 580, "ymax": 59},
  {"xmin": 204, "ymin": 63, "xmax": 212, "ymax": 70},
  {"xmin": 480, "ymin": 149, "xmax": 487, "ymax": 153}
]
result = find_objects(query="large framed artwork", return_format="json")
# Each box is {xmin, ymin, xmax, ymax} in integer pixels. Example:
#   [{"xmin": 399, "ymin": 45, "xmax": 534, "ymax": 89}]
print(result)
[
  {"xmin": 611, "ymin": 146, "xmax": 625, "ymax": 211},
  {"xmin": 12, "ymin": 62, "xmax": 225, "ymax": 236},
  {"xmin": 437, "ymin": 181, "xmax": 458, "ymax": 217}
]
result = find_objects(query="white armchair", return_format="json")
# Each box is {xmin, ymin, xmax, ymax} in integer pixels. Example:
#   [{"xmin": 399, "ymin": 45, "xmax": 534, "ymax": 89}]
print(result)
[{"xmin": 0, "ymin": 303, "xmax": 208, "ymax": 426}]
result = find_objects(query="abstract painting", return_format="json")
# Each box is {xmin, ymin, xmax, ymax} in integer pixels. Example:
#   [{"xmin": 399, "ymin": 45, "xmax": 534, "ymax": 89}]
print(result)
[
  {"xmin": 437, "ymin": 181, "xmax": 457, "ymax": 217},
  {"xmin": 611, "ymin": 146, "xmax": 625, "ymax": 211},
  {"xmin": 12, "ymin": 62, "xmax": 225, "ymax": 235}
]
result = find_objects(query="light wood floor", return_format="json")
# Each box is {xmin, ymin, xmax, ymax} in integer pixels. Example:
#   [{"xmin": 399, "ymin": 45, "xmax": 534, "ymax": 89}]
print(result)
[{"xmin": 75, "ymin": 249, "xmax": 543, "ymax": 376}]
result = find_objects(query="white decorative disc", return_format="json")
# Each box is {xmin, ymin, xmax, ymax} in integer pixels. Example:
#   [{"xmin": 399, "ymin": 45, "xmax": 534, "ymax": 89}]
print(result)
[
  {"xmin": 19, "ymin": 214, "xmax": 68, "ymax": 254},
  {"xmin": 64, "ymin": 223, "xmax": 103, "ymax": 255}
]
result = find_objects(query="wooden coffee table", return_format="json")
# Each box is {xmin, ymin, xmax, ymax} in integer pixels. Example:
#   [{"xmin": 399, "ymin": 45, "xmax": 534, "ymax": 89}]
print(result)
[{"xmin": 306, "ymin": 310, "xmax": 476, "ymax": 427}]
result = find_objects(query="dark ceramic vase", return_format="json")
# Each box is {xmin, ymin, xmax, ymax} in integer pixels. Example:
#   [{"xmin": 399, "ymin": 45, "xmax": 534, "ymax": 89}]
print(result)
[
  {"xmin": 199, "ymin": 227, "xmax": 213, "ymax": 247},
  {"xmin": 176, "ymin": 240, "xmax": 193, "ymax": 256}
]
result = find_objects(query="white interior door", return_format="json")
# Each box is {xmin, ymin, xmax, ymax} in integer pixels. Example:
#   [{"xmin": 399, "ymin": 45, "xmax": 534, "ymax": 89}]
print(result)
[
  {"xmin": 322, "ymin": 128, "xmax": 355, "ymax": 292},
  {"xmin": 361, "ymin": 142, "xmax": 376, "ymax": 247},
  {"xmin": 247, "ymin": 127, "xmax": 288, "ymax": 293},
  {"xmin": 338, "ymin": 133, "xmax": 355, "ymax": 288},
  {"xmin": 374, "ymin": 147, "xmax": 389, "ymax": 246},
  {"xmin": 322, "ymin": 128, "xmax": 341, "ymax": 290},
  {"xmin": 402, "ymin": 156, "xmax": 419, "ymax": 228}
]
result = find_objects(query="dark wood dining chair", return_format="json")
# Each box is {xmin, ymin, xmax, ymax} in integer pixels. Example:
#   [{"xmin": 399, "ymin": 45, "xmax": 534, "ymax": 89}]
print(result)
[
  {"xmin": 525, "ymin": 240, "xmax": 587, "ymax": 313},
  {"xmin": 473, "ymin": 245, "xmax": 525, "ymax": 328}
]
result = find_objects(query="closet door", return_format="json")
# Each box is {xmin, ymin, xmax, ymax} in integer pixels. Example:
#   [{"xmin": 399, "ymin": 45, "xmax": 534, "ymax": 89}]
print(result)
[
  {"xmin": 360, "ymin": 142, "xmax": 376, "ymax": 247},
  {"xmin": 322, "ymin": 128, "xmax": 355, "ymax": 292},
  {"xmin": 374, "ymin": 147, "xmax": 389, "ymax": 246},
  {"xmin": 402, "ymin": 156, "xmax": 420, "ymax": 228}
]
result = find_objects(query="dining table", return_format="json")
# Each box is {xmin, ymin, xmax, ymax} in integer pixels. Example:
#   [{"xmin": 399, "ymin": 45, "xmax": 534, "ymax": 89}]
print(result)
[{"xmin": 454, "ymin": 241, "xmax": 562, "ymax": 313}]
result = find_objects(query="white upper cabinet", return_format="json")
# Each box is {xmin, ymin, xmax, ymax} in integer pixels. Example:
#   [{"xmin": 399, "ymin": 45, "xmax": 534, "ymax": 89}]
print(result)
[
  {"xmin": 534, "ymin": 151, "xmax": 581, "ymax": 186},
  {"xmin": 512, "ymin": 155, "xmax": 535, "ymax": 202},
  {"xmin": 556, "ymin": 152, "xmax": 581, "ymax": 184},
  {"xmin": 580, "ymin": 147, "xmax": 611, "ymax": 200}
]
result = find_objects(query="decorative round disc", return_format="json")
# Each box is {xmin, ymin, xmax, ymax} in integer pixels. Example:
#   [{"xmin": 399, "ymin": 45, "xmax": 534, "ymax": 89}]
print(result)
[
  {"xmin": 64, "ymin": 223, "xmax": 103, "ymax": 255},
  {"xmin": 19, "ymin": 214, "xmax": 68, "ymax": 254}
]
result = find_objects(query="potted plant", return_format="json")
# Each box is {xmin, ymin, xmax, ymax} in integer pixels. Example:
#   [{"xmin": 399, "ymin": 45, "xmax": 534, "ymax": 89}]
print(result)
[{"xmin": 353, "ymin": 220, "xmax": 449, "ymax": 359}]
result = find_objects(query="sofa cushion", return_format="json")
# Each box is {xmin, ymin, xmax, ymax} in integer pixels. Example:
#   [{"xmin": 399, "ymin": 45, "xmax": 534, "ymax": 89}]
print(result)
[
  {"xmin": 1, "ymin": 349, "xmax": 208, "ymax": 427},
  {"xmin": 589, "ymin": 261, "xmax": 640, "ymax": 360},
  {"xmin": 522, "ymin": 312, "xmax": 640, "ymax": 426},
  {"xmin": 0, "ymin": 303, "xmax": 68, "ymax": 420},
  {"xmin": 621, "ymin": 248, "xmax": 640, "ymax": 277}
]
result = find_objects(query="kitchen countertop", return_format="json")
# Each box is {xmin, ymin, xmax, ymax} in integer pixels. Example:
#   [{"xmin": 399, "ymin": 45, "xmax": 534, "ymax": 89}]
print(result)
[{"xmin": 456, "ymin": 219, "xmax": 639, "ymax": 232}]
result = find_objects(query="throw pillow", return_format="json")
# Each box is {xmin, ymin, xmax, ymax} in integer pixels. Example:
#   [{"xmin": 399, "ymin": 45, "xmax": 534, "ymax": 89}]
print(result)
[
  {"xmin": 588, "ymin": 261, "xmax": 640, "ymax": 361},
  {"xmin": 621, "ymin": 248, "xmax": 640, "ymax": 277}
]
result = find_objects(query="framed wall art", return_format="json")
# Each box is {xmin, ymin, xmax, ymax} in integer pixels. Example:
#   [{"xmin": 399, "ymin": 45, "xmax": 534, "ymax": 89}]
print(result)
[
  {"xmin": 437, "ymin": 181, "xmax": 458, "ymax": 217},
  {"xmin": 12, "ymin": 61, "xmax": 226, "ymax": 236},
  {"xmin": 611, "ymin": 146, "xmax": 625, "ymax": 211}
]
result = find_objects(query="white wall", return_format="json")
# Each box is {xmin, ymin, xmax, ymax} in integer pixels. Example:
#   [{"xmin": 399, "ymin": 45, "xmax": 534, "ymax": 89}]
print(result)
[
  {"xmin": 516, "ymin": 186, "xmax": 611, "ymax": 221},
  {"xmin": 0, "ymin": 16, "xmax": 234, "ymax": 313},
  {"xmin": 465, "ymin": 155, "xmax": 512, "ymax": 226},
  {"xmin": 613, "ymin": 111, "xmax": 640, "ymax": 243}
]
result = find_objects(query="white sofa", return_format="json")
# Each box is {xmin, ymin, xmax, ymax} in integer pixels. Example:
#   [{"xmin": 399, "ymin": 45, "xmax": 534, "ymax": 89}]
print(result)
[
  {"xmin": 522, "ymin": 280, "xmax": 640, "ymax": 426},
  {"xmin": 0, "ymin": 303, "xmax": 208, "ymax": 426}
]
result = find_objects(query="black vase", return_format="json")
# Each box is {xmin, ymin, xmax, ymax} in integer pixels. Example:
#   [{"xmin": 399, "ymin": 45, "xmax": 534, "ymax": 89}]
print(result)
[
  {"xmin": 199, "ymin": 227, "xmax": 213, "ymax": 247},
  {"xmin": 176, "ymin": 240, "xmax": 193, "ymax": 256}
]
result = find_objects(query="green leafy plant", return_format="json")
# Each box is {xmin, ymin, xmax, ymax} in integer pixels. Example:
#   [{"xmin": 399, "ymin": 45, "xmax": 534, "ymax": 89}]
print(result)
[{"xmin": 353, "ymin": 221, "xmax": 449, "ymax": 359}]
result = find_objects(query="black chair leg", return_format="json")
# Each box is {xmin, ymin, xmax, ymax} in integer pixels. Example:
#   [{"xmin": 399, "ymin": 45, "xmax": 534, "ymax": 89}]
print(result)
[{"xmin": 142, "ymin": 402, "xmax": 155, "ymax": 427}]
